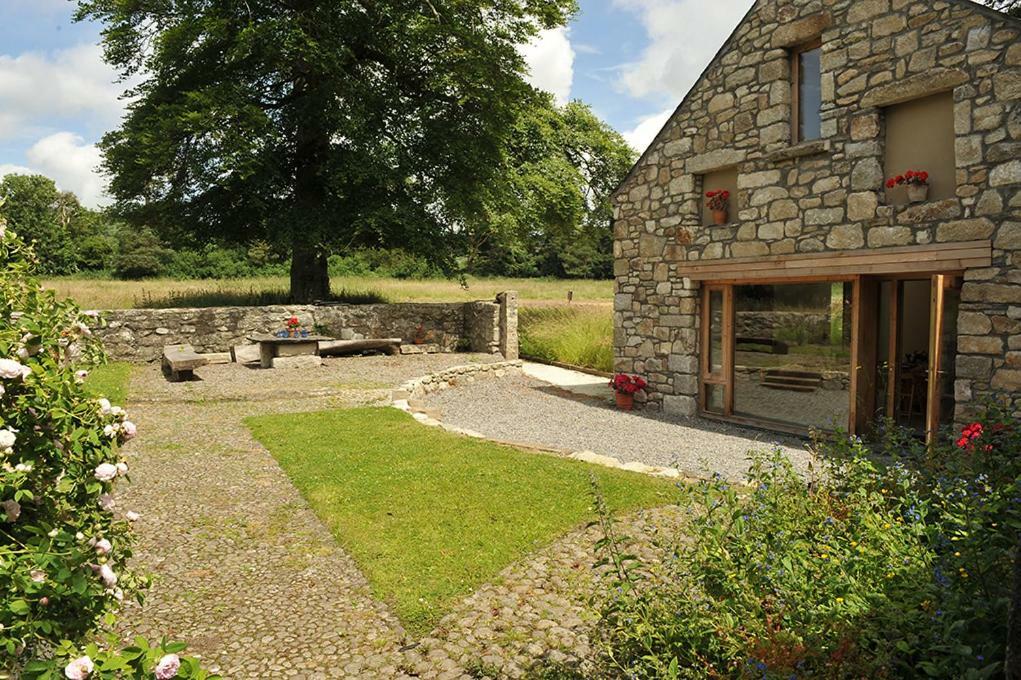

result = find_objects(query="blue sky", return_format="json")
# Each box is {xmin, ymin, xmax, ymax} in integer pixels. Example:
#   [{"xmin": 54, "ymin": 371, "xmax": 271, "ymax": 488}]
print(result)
[{"xmin": 0, "ymin": 0, "xmax": 753, "ymax": 207}]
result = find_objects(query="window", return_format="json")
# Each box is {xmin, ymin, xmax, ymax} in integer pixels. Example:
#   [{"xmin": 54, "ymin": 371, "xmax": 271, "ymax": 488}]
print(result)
[
  {"xmin": 884, "ymin": 91, "xmax": 956, "ymax": 205},
  {"xmin": 791, "ymin": 41, "xmax": 822, "ymax": 143}
]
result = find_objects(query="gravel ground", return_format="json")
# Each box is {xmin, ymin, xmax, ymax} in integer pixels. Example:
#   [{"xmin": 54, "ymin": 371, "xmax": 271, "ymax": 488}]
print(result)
[
  {"xmin": 426, "ymin": 374, "xmax": 813, "ymax": 481},
  {"xmin": 113, "ymin": 355, "xmax": 683, "ymax": 678}
]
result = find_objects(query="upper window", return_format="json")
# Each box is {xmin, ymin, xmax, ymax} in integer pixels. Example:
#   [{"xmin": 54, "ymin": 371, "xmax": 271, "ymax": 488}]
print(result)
[{"xmin": 792, "ymin": 41, "xmax": 822, "ymax": 143}]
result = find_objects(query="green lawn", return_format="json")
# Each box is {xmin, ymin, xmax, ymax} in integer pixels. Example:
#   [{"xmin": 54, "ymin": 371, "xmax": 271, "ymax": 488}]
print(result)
[
  {"xmin": 519, "ymin": 304, "xmax": 614, "ymax": 373},
  {"xmin": 246, "ymin": 407, "xmax": 675, "ymax": 634},
  {"xmin": 84, "ymin": 362, "xmax": 133, "ymax": 403}
]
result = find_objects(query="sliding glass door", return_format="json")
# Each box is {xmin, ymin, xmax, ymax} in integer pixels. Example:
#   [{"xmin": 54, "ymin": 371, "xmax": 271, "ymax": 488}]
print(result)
[{"xmin": 699, "ymin": 275, "xmax": 960, "ymax": 439}]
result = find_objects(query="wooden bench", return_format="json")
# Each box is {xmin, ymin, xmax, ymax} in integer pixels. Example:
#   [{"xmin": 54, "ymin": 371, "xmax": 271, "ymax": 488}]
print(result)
[
  {"xmin": 162, "ymin": 344, "xmax": 209, "ymax": 382},
  {"xmin": 318, "ymin": 338, "xmax": 402, "ymax": 357},
  {"xmin": 735, "ymin": 336, "xmax": 789, "ymax": 355}
]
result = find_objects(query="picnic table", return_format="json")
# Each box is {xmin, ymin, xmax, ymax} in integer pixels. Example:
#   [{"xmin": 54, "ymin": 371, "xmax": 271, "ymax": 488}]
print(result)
[{"xmin": 247, "ymin": 333, "xmax": 334, "ymax": 369}]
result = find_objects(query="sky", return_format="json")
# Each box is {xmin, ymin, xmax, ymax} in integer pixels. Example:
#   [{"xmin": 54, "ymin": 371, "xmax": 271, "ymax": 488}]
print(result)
[{"xmin": 0, "ymin": 0, "xmax": 754, "ymax": 208}]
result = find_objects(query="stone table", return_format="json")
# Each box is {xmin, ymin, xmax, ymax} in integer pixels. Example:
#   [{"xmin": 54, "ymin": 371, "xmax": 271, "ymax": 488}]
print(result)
[{"xmin": 247, "ymin": 333, "xmax": 334, "ymax": 369}]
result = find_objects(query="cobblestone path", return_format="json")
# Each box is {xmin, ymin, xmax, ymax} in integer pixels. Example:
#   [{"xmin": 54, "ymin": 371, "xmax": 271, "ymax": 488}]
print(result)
[{"xmin": 113, "ymin": 355, "xmax": 681, "ymax": 679}]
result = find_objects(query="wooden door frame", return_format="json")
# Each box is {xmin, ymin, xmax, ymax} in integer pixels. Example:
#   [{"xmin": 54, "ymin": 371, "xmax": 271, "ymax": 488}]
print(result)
[{"xmin": 699, "ymin": 284, "xmax": 734, "ymax": 417}]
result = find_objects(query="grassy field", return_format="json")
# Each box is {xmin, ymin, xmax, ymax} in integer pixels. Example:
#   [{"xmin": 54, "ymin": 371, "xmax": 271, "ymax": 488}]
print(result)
[
  {"xmin": 84, "ymin": 362, "xmax": 133, "ymax": 404},
  {"xmin": 246, "ymin": 407, "xmax": 674, "ymax": 635},
  {"xmin": 42, "ymin": 275, "xmax": 612, "ymax": 309},
  {"xmin": 519, "ymin": 304, "xmax": 614, "ymax": 373}
]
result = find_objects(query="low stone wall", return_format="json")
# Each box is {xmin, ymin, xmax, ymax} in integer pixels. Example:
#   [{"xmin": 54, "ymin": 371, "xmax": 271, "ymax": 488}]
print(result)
[
  {"xmin": 391, "ymin": 360, "xmax": 523, "ymax": 402},
  {"xmin": 97, "ymin": 293, "xmax": 517, "ymax": 363}
]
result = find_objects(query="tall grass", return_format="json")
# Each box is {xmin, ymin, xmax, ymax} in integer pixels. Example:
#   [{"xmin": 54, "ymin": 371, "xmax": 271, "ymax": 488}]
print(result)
[
  {"xmin": 519, "ymin": 304, "xmax": 613, "ymax": 373},
  {"xmin": 41, "ymin": 275, "xmax": 612, "ymax": 309}
]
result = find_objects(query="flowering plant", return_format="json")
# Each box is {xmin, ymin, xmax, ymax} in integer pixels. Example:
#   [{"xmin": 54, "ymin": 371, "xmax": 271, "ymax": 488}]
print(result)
[
  {"xmin": 705, "ymin": 189, "xmax": 730, "ymax": 211},
  {"xmin": 885, "ymin": 170, "xmax": 929, "ymax": 189},
  {"xmin": 0, "ymin": 211, "xmax": 215, "ymax": 677},
  {"xmin": 285, "ymin": 315, "xmax": 301, "ymax": 330},
  {"xmin": 610, "ymin": 373, "xmax": 647, "ymax": 395}
]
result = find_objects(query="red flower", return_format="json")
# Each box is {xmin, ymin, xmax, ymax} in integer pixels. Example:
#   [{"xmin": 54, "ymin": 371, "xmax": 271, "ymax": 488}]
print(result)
[
  {"xmin": 895, "ymin": 175, "xmax": 904, "ymax": 183},
  {"xmin": 610, "ymin": 374, "xmax": 648, "ymax": 396},
  {"xmin": 886, "ymin": 178, "xmax": 897, "ymax": 189}
]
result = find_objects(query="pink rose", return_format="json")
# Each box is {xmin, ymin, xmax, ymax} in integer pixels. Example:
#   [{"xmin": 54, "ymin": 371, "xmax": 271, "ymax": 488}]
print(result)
[
  {"xmin": 121, "ymin": 421, "xmax": 137, "ymax": 441},
  {"xmin": 94, "ymin": 463, "xmax": 117, "ymax": 481},
  {"xmin": 64, "ymin": 656, "xmax": 94, "ymax": 679},
  {"xmin": 154, "ymin": 654, "xmax": 181, "ymax": 680},
  {"xmin": 126, "ymin": 511, "xmax": 140, "ymax": 522},
  {"xmin": 98, "ymin": 494, "xmax": 115, "ymax": 511},
  {"xmin": 94, "ymin": 538, "xmax": 112, "ymax": 555},
  {"xmin": 97, "ymin": 563, "xmax": 117, "ymax": 587}
]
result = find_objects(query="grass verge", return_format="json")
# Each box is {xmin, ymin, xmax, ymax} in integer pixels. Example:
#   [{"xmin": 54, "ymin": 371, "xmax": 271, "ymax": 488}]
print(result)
[
  {"xmin": 519, "ymin": 304, "xmax": 614, "ymax": 373},
  {"xmin": 84, "ymin": 362, "xmax": 133, "ymax": 403},
  {"xmin": 246, "ymin": 407, "xmax": 674, "ymax": 635},
  {"xmin": 43, "ymin": 275, "xmax": 613, "ymax": 309}
]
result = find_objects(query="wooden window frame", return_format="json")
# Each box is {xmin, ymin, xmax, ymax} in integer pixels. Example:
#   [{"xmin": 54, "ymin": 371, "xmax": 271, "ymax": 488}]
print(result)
[{"xmin": 791, "ymin": 38, "xmax": 822, "ymax": 145}]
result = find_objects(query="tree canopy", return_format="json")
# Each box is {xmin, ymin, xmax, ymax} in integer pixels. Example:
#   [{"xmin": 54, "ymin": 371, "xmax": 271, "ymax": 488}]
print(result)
[{"xmin": 76, "ymin": 0, "xmax": 577, "ymax": 301}]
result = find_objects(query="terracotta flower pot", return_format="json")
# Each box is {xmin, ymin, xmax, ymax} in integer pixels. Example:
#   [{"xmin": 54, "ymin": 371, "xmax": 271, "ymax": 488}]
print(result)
[
  {"xmin": 615, "ymin": 392, "xmax": 634, "ymax": 411},
  {"xmin": 712, "ymin": 209, "xmax": 729, "ymax": 225},
  {"xmin": 907, "ymin": 184, "xmax": 929, "ymax": 203}
]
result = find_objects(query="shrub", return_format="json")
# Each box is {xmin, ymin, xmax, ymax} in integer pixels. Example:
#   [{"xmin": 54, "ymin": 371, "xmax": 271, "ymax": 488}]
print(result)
[
  {"xmin": 0, "ymin": 212, "xmax": 214, "ymax": 677},
  {"xmin": 572, "ymin": 410, "xmax": 1020, "ymax": 679},
  {"xmin": 113, "ymin": 229, "xmax": 172, "ymax": 279}
]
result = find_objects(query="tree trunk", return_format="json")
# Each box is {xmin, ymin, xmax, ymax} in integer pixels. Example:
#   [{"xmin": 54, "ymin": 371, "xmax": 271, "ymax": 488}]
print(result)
[
  {"xmin": 289, "ymin": 240, "xmax": 330, "ymax": 303},
  {"xmin": 1006, "ymin": 534, "xmax": 1021, "ymax": 679}
]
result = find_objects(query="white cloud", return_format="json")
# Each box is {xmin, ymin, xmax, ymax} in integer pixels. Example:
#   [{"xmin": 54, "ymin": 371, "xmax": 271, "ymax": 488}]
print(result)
[
  {"xmin": 1, "ymin": 132, "xmax": 111, "ymax": 208},
  {"xmin": 612, "ymin": 0, "xmax": 754, "ymax": 102},
  {"xmin": 520, "ymin": 28, "xmax": 575, "ymax": 105},
  {"xmin": 623, "ymin": 107, "xmax": 674, "ymax": 153},
  {"xmin": 0, "ymin": 42, "xmax": 127, "ymax": 141}
]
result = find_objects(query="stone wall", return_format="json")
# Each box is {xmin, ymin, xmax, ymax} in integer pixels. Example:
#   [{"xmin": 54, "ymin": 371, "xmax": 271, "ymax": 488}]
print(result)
[
  {"xmin": 98, "ymin": 295, "xmax": 517, "ymax": 363},
  {"xmin": 612, "ymin": 0, "xmax": 1021, "ymax": 421}
]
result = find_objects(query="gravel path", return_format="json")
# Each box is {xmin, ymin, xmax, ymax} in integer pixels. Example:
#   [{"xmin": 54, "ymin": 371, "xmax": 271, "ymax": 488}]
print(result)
[{"xmin": 425, "ymin": 374, "xmax": 813, "ymax": 481}]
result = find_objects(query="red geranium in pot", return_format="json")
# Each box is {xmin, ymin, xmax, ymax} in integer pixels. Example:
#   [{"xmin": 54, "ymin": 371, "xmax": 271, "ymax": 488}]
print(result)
[
  {"xmin": 285, "ymin": 315, "xmax": 301, "ymax": 337},
  {"xmin": 705, "ymin": 190, "xmax": 731, "ymax": 225},
  {"xmin": 610, "ymin": 373, "xmax": 647, "ymax": 411},
  {"xmin": 885, "ymin": 170, "xmax": 930, "ymax": 203}
]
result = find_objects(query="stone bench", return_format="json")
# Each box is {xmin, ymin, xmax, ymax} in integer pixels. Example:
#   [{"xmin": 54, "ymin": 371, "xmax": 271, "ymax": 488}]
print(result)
[{"xmin": 162, "ymin": 344, "xmax": 209, "ymax": 382}]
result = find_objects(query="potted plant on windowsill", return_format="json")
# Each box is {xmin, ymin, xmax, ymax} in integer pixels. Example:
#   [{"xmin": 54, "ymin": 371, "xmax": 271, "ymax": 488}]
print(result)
[
  {"xmin": 705, "ymin": 190, "xmax": 731, "ymax": 224},
  {"xmin": 610, "ymin": 373, "xmax": 647, "ymax": 411},
  {"xmin": 886, "ymin": 170, "xmax": 930, "ymax": 203}
]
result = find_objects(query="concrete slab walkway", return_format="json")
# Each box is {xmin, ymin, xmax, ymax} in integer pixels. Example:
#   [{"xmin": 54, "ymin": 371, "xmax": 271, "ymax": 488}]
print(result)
[{"xmin": 521, "ymin": 361, "xmax": 612, "ymax": 400}]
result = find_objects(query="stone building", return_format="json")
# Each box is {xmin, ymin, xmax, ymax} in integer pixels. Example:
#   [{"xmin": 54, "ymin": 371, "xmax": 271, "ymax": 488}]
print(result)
[{"xmin": 612, "ymin": 0, "xmax": 1020, "ymax": 438}]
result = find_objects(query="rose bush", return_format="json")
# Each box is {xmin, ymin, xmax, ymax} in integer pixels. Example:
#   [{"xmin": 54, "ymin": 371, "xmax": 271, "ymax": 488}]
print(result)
[{"xmin": 0, "ymin": 210, "xmax": 215, "ymax": 678}]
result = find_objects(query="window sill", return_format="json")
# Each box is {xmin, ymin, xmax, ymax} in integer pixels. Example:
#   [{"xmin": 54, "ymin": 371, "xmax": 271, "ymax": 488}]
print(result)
[{"xmin": 766, "ymin": 139, "xmax": 832, "ymax": 163}]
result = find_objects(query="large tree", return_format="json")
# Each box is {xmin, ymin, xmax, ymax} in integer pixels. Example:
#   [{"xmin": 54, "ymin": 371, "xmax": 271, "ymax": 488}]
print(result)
[
  {"xmin": 467, "ymin": 97, "xmax": 635, "ymax": 278},
  {"xmin": 76, "ymin": 0, "xmax": 576, "ymax": 302}
]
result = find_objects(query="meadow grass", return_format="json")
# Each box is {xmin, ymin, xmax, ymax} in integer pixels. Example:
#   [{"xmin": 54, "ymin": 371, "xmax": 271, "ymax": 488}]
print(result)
[
  {"xmin": 84, "ymin": 362, "xmax": 134, "ymax": 403},
  {"xmin": 42, "ymin": 274, "xmax": 612, "ymax": 309},
  {"xmin": 519, "ymin": 304, "xmax": 614, "ymax": 373},
  {"xmin": 246, "ymin": 407, "xmax": 674, "ymax": 634}
]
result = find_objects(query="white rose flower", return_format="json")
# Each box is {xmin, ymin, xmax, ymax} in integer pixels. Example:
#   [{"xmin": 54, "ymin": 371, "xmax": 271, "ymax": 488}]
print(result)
[
  {"xmin": 98, "ymin": 398, "xmax": 112, "ymax": 414},
  {"xmin": 14, "ymin": 463, "xmax": 31, "ymax": 473},
  {"xmin": 115, "ymin": 462, "xmax": 128, "ymax": 476},
  {"xmin": 64, "ymin": 655, "xmax": 94, "ymax": 680},
  {"xmin": 110, "ymin": 406, "xmax": 124, "ymax": 417},
  {"xmin": 125, "ymin": 510, "xmax": 140, "ymax": 522},
  {"xmin": 94, "ymin": 538, "xmax": 112, "ymax": 555},
  {"xmin": 93, "ymin": 463, "xmax": 118, "ymax": 481},
  {"xmin": 0, "ymin": 358, "xmax": 30, "ymax": 380},
  {"xmin": 121, "ymin": 421, "xmax": 137, "ymax": 441},
  {"xmin": 74, "ymin": 370, "xmax": 89, "ymax": 383},
  {"xmin": 98, "ymin": 494, "xmax": 116, "ymax": 511},
  {"xmin": 103, "ymin": 424, "xmax": 117, "ymax": 438},
  {"xmin": 0, "ymin": 428, "xmax": 16, "ymax": 453}
]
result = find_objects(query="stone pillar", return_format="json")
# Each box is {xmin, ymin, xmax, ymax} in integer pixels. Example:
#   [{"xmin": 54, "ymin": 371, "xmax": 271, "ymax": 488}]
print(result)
[{"xmin": 497, "ymin": 291, "xmax": 518, "ymax": 360}]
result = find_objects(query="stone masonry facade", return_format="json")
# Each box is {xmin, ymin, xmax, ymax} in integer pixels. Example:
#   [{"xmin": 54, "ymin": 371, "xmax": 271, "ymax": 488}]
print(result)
[
  {"xmin": 97, "ymin": 295, "xmax": 519, "ymax": 363},
  {"xmin": 612, "ymin": 0, "xmax": 1021, "ymax": 421}
]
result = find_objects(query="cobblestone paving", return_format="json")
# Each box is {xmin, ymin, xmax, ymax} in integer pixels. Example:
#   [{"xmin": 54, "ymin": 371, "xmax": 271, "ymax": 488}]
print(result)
[{"xmin": 113, "ymin": 354, "xmax": 679, "ymax": 679}]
